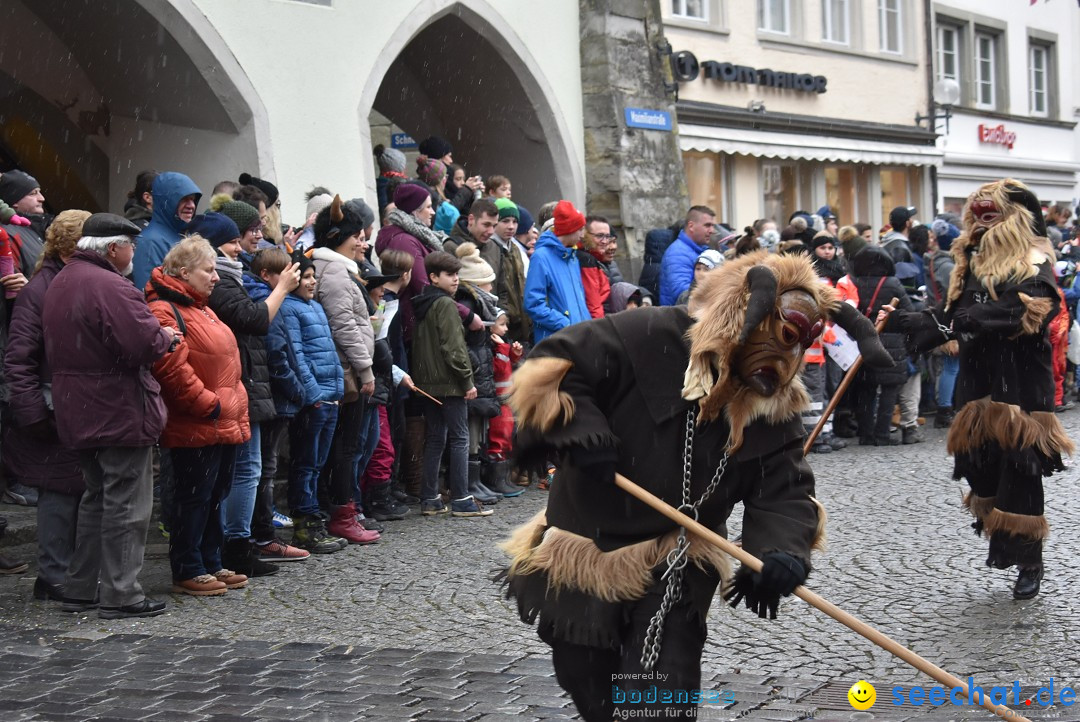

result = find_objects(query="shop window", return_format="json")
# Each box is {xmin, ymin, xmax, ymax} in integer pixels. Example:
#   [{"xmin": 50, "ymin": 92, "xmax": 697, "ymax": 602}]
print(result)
[
  {"xmin": 672, "ymin": 0, "xmax": 707, "ymax": 21},
  {"xmin": 824, "ymin": 166, "xmax": 865, "ymax": 227},
  {"xmin": 683, "ymin": 151, "xmax": 727, "ymax": 222},
  {"xmin": 975, "ymin": 32, "xmax": 998, "ymax": 110},
  {"xmin": 822, "ymin": 0, "xmax": 849, "ymax": 45},
  {"xmin": 936, "ymin": 23, "xmax": 960, "ymax": 84},
  {"xmin": 878, "ymin": 0, "xmax": 902, "ymax": 54},
  {"xmin": 758, "ymin": 0, "xmax": 790, "ymax": 35},
  {"xmin": 880, "ymin": 167, "xmax": 922, "ymax": 226},
  {"xmin": 1029, "ymin": 43, "xmax": 1050, "ymax": 118}
]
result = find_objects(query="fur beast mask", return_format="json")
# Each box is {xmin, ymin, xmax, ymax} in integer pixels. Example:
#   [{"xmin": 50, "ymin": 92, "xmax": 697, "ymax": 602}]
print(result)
[
  {"xmin": 947, "ymin": 178, "xmax": 1055, "ymax": 308},
  {"xmin": 683, "ymin": 251, "xmax": 892, "ymax": 449}
]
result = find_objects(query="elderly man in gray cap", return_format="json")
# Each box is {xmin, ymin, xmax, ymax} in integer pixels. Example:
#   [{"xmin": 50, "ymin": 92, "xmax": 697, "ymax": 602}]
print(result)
[{"xmin": 42, "ymin": 213, "xmax": 181, "ymax": 619}]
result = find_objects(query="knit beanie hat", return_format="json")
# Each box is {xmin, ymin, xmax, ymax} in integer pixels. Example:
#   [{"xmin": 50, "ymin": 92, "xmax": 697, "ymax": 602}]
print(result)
[
  {"xmin": 931, "ymin": 218, "xmax": 960, "ymax": 251},
  {"xmin": 185, "ymin": 213, "xmax": 241, "ymax": 249},
  {"xmin": 553, "ymin": 200, "xmax": 585, "ymax": 236},
  {"xmin": 810, "ymin": 231, "xmax": 836, "ymax": 251},
  {"xmin": 374, "ymin": 145, "xmax": 407, "ymax": 174},
  {"xmin": 394, "ymin": 183, "xmax": 430, "ymax": 215},
  {"xmin": 238, "ymin": 172, "xmax": 278, "ymax": 207},
  {"xmin": 515, "ymin": 205, "xmax": 534, "ymax": 237},
  {"xmin": 314, "ymin": 195, "xmax": 367, "ymax": 249},
  {"xmin": 495, "ymin": 198, "xmax": 520, "ymax": 221},
  {"xmin": 344, "ymin": 198, "xmax": 376, "ymax": 231},
  {"xmin": 305, "ymin": 193, "xmax": 333, "ymax": 220},
  {"xmin": 416, "ymin": 156, "xmax": 447, "ymax": 188},
  {"xmin": 418, "ymin": 135, "xmax": 453, "ymax": 160},
  {"xmin": 695, "ymin": 249, "xmax": 724, "ymax": 270},
  {"xmin": 455, "ymin": 242, "xmax": 495, "ymax": 284},
  {"xmin": 0, "ymin": 170, "xmax": 39, "ymax": 206},
  {"xmin": 210, "ymin": 193, "xmax": 261, "ymax": 232}
]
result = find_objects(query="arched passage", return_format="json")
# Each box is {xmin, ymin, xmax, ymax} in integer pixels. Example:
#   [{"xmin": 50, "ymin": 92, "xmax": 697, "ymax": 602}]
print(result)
[
  {"xmin": 0, "ymin": 0, "xmax": 270, "ymax": 212},
  {"xmin": 359, "ymin": 1, "xmax": 583, "ymax": 215}
]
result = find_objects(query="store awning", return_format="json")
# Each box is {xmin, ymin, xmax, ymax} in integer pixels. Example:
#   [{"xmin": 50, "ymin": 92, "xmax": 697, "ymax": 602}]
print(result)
[
  {"xmin": 679, "ymin": 123, "xmax": 944, "ymax": 168},
  {"xmin": 938, "ymin": 152, "xmax": 1078, "ymax": 203}
]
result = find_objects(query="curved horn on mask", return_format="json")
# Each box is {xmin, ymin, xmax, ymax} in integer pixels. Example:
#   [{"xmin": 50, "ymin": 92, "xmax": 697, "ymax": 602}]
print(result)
[
  {"xmin": 737, "ymin": 265, "xmax": 778, "ymax": 345},
  {"xmin": 830, "ymin": 301, "xmax": 894, "ymax": 368},
  {"xmin": 330, "ymin": 194, "xmax": 344, "ymax": 223}
]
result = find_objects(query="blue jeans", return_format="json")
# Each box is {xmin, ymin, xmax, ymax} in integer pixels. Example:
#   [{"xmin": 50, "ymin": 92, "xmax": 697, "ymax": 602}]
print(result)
[
  {"xmin": 288, "ymin": 404, "xmax": 339, "ymax": 517},
  {"xmin": 168, "ymin": 444, "xmax": 237, "ymax": 581},
  {"xmin": 420, "ymin": 396, "xmax": 469, "ymax": 502},
  {"xmin": 221, "ymin": 422, "xmax": 260, "ymax": 540},
  {"xmin": 937, "ymin": 354, "xmax": 959, "ymax": 408}
]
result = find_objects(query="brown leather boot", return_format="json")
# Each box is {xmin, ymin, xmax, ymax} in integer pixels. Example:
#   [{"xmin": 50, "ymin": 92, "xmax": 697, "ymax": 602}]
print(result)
[{"xmin": 402, "ymin": 415, "xmax": 426, "ymax": 499}]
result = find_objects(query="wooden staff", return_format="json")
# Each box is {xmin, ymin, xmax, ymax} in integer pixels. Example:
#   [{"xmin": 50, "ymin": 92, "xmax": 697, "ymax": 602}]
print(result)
[
  {"xmin": 803, "ymin": 298, "xmax": 900, "ymax": 456},
  {"xmin": 615, "ymin": 473, "xmax": 1029, "ymax": 722},
  {"xmin": 411, "ymin": 385, "xmax": 443, "ymax": 406}
]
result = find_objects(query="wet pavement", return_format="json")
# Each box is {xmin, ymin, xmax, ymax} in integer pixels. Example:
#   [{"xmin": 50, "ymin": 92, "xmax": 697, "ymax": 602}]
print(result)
[{"xmin": 1, "ymin": 408, "xmax": 1078, "ymax": 721}]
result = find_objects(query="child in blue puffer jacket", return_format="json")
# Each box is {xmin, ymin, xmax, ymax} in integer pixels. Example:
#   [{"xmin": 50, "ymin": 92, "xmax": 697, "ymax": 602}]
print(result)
[{"xmin": 263, "ymin": 251, "xmax": 345, "ymax": 553}]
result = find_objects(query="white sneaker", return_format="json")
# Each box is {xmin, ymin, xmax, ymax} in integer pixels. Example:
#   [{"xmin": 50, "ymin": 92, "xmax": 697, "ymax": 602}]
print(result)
[{"xmin": 272, "ymin": 511, "xmax": 293, "ymax": 529}]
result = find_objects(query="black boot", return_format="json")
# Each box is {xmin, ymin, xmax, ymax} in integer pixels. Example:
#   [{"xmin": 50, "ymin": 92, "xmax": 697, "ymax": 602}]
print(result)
[
  {"xmin": 368, "ymin": 482, "xmax": 408, "ymax": 521},
  {"xmin": 222, "ymin": 537, "xmax": 279, "ymax": 577},
  {"xmin": 390, "ymin": 480, "xmax": 419, "ymax": 506},
  {"xmin": 934, "ymin": 407, "xmax": 954, "ymax": 428},
  {"xmin": 1013, "ymin": 566, "xmax": 1043, "ymax": 600},
  {"xmin": 468, "ymin": 457, "xmax": 499, "ymax": 504},
  {"xmin": 487, "ymin": 459, "xmax": 524, "ymax": 497}
]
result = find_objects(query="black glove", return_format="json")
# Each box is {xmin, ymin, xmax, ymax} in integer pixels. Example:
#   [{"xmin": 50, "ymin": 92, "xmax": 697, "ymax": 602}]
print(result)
[
  {"xmin": 207, "ymin": 402, "xmax": 222, "ymax": 420},
  {"xmin": 723, "ymin": 552, "xmax": 807, "ymax": 620},
  {"xmin": 951, "ymin": 306, "xmax": 978, "ymax": 335},
  {"xmin": 569, "ymin": 444, "xmax": 617, "ymax": 484}
]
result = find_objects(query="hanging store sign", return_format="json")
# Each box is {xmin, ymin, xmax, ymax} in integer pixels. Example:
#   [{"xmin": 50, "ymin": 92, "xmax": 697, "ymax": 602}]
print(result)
[
  {"xmin": 671, "ymin": 51, "xmax": 827, "ymax": 94},
  {"xmin": 978, "ymin": 124, "xmax": 1016, "ymax": 150}
]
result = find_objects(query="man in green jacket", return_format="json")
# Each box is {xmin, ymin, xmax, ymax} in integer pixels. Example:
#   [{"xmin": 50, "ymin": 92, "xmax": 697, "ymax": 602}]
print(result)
[{"xmin": 411, "ymin": 251, "xmax": 492, "ymax": 518}]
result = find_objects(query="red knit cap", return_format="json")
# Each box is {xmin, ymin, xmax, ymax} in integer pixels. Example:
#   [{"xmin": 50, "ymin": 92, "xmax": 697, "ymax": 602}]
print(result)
[{"xmin": 553, "ymin": 200, "xmax": 585, "ymax": 236}]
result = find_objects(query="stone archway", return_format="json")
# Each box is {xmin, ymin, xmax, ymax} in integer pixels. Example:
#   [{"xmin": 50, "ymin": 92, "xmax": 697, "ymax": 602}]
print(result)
[
  {"xmin": 0, "ymin": 0, "xmax": 271, "ymax": 212},
  {"xmin": 357, "ymin": 1, "xmax": 583, "ymax": 215}
]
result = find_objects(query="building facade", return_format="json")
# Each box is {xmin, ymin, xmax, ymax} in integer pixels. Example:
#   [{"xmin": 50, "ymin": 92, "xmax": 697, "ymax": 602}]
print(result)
[
  {"xmin": 930, "ymin": 0, "xmax": 1080, "ymax": 214},
  {"xmin": 663, "ymin": 0, "xmax": 940, "ymax": 232}
]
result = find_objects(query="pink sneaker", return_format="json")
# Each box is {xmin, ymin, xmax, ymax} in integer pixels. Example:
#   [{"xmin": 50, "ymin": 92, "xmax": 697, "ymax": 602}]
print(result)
[{"xmin": 255, "ymin": 539, "xmax": 310, "ymax": 562}]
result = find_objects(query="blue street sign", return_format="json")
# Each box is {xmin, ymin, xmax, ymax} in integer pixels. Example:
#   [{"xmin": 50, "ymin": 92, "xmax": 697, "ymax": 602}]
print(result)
[
  {"xmin": 624, "ymin": 107, "xmax": 672, "ymax": 131},
  {"xmin": 391, "ymin": 133, "xmax": 417, "ymax": 149}
]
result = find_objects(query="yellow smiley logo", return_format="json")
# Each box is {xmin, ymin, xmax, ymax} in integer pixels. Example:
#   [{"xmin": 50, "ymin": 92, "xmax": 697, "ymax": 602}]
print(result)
[{"xmin": 848, "ymin": 680, "xmax": 876, "ymax": 710}]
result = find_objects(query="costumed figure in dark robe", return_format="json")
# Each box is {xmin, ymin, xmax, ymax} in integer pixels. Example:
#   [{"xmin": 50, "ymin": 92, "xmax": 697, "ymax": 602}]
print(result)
[
  {"xmin": 900, "ymin": 179, "xmax": 1073, "ymax": 600},
  {"xmin": 500, "ymin": 251, "xmax": 893, "ymax": 721}
]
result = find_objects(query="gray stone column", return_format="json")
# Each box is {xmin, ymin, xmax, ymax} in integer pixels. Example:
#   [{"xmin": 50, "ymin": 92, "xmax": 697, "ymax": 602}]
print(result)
[{"xmin": 579, "ymin": 0, "xmax": 689, "ymax": 282}]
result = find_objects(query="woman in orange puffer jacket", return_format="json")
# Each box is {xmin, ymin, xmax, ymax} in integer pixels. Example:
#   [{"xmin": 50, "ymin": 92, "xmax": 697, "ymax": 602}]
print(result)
[{"xmin": 146, "ymin": 236, "xmax": 251, "ymax": 598}]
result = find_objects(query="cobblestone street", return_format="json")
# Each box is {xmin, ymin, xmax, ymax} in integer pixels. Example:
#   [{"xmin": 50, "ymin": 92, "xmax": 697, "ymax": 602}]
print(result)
[{"xmin": 1, "ymin": 410, "xmax": 1078, "ymax": 721}]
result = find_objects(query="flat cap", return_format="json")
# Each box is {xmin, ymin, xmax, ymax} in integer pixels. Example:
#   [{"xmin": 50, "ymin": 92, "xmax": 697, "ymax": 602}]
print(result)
[{"xmin": 82, "ymin": 212, "xmax": 142, "ymax": 238}]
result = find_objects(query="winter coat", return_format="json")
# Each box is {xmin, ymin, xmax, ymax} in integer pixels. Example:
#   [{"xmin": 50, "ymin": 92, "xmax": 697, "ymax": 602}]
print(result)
[
  {"xmin": 638, "ymin": 225, "xmax": 679, "ymax": 301},
  {"xmin": 270, "ymin": 293, "xmax": 344, "ymax": 411},
  {"xmin": 851, "ymin": 247, "xmax": 913, "ymax": 386},
  {"xmin": 311, "ymin": 247, "xmax": 375, "ymax": 385},
  {"xmin": 123, "ymin": 200, "xmax": 153, "ymax": 231},
  {"xmin": 456, "ymin": 283, "xmax": 500, "ymax": 418},
  {"xmin": 132, "ymin": 172, "xmax": 202, "ymax": 291},
  {"xmin": 370, "ymin": 337, "xmax": 394, "ymax": 407},
  {"xmin": 411, "ymin": 284, "xmax": 473, "ymax": 397},
  {"xmin": 658, "ymin": 230, "xmax": 707, "ymax": 306},
  {"xmin": 880, "ymin": 230, "xmax": 914, "ymax": 266},
  {"xmin": 1, "ymin": 221, "xmax": 43, "ymax": 277},
  {"xmin": 523, "ymin": 231, "xmax": 590, "ymax": 344},
  {"xmin": 208, "ymin": 263, "xmax": 275, "ymax": 424},
  {"xmin": 250, "ymin": 278, "xmax": 302, "ymax": 417},
  {"xmin": 146, "ymin": 268, "xmax": 250, "ymax": 448},
  {"xmin": 576, "ymin": 248, "xmax": 610, "ymax": 319},
  {"xmin": 375, "ymin": 222, "xmax": 433, "ymax": 341},
  {"xmin": 3, "ymin": 256, "xmax": 84, "ymax": 493},
  {"xmin": 41, "ymin": 250, "xmax": 172, "ymax": 450},
  {"xmin": 490, "ymin": 235, "xmax": 530, "ymax": 345},
  {"xmin": 925, "ymin": 249, "xmax": 955, "ymax": 305}
]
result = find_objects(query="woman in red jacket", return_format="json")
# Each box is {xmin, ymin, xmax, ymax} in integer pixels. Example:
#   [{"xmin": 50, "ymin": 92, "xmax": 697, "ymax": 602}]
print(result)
[{"xmin": 147, "ymin": 236, "xmax": 252, "ymax": 597}]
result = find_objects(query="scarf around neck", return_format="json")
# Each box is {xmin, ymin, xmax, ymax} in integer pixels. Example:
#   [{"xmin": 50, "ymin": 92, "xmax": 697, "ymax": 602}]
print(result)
[
  {"xmin": 215, "ymin": 255, "xmax": 244, "ymax": 283},
  {"xmin": 388, "ymin": 208, "xmax": 446, "ymax": 254}
]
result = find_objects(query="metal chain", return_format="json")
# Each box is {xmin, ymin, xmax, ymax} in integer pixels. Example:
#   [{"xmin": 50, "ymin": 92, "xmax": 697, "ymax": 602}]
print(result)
[{"xmin": 640, "ymin": 407, "xmax": 729, "ymax": 671}]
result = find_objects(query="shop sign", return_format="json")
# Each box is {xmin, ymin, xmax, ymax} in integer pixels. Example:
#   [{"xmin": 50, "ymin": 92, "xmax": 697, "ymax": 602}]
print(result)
[
  {"xmin": 624, "ymin": 107, "xmax": 673, "ymax": 131},
  {"xmin": 672, "ymin": 50, "xmax": 827, "ymax": 94},
  {"xmin": 978, "ymin": 124, "xmax": 1016, "ymax": 150},
  {"xmin": 391, "ymin": 133, "xmax": 417, "ymax": 149}
]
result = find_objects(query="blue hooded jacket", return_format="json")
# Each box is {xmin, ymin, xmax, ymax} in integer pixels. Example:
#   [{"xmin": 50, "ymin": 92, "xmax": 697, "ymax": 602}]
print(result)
[
  {"xmin": 523, "ymin": 230, "xmax": 590, "ymax": 344},
  {"xmin": 658, "ymin": 230, "xmax": 706, "ymax": 306},
  {"xmin": 133, "ymin": 172, "xmax": 201, "ymax": 290}
]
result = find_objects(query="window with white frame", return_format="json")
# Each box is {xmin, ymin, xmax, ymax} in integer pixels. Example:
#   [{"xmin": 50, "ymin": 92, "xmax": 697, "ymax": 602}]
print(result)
[
  {"xmin": 823, "ymin": 0, "xmax": 849, "ymax": 44},
  {"xmin": 878, "ymin": 0, "xmax": 902, "ymax": 54},
  {"xmin": 1029, "ymin": 43, "xmax": 1049, "ymax": 117},
  {"xmin": 759, "ymin": 0, "xmax": 790, "ymax": 34},
  {"xmin": 975, "ymin": 32, "xmax": 997, "ymax": 109},
  {"xmin": 671, "ymin": 0, "xmax": 707, "ymax": 21},
  {"xmin": 936, "ymin": 24, "xmax": 959, "ymax": 83}
]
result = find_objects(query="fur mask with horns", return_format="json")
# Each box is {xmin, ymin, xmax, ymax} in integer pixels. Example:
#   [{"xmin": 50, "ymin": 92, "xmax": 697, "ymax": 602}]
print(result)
[
  {"xmin": 683, "ymin": 251, "xmax": 893, "ymax": 450},
  {"xmin": 946, "ymin": 178, "xmax": 1055, "ymax": 308}
]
